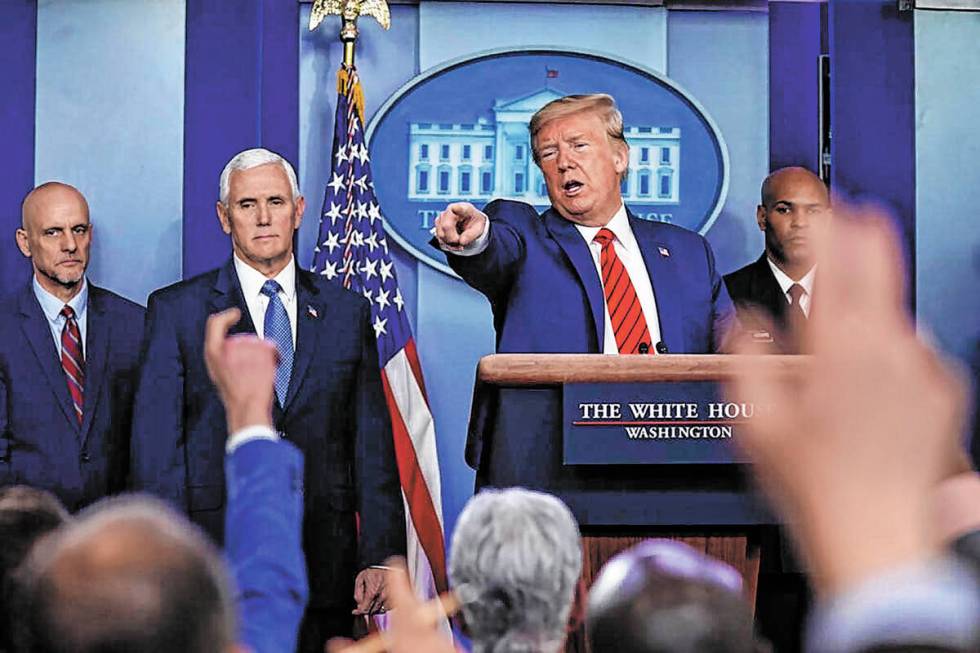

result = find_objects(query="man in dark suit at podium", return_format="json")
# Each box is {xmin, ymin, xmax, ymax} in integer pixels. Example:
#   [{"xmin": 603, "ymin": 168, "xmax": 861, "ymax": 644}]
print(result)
[
  {"xmin": 433, "ymin": 93, "xmax": 733, "ymax": 358},
  {"xmin": 724, "ymin": 167, "xmax": 830, "ymax": 353},
  {"xmin": 431, "ymin": 94, "xmax": 734, "ymax": 490}
]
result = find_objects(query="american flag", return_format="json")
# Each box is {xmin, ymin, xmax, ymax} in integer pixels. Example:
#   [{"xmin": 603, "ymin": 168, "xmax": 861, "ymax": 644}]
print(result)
[{"xmin": 311, "ymin": 65, "xmax": 449, "ymax": 626}]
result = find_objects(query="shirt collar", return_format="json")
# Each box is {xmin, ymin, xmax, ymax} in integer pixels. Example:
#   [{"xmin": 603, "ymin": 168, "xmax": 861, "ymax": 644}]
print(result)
[
  {"xmin": 233, "ymin": 254, "xmax": 297, "ymax": 304},
  {"xmin": 574, "ymin": 204, "xmax": 635, "ymax": 252},
  {"xmin": 766, "ymin": 257, "xmax": 816, "ymax": 297},
  {"xmin": 33, "ymin": 275, "xmax": 88, "ymax": 323}
]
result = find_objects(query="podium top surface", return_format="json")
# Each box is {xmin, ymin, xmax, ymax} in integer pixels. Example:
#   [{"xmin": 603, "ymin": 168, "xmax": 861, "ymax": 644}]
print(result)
[{"xmin": 477, "ymin": 354, "xmax": 808, "ymax": 385}]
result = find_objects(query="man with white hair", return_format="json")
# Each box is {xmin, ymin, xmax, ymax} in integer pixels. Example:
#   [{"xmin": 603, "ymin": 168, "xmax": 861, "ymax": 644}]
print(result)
[
  {"xmin": 130, "ymin": 148, "xmax": 405, "ymax": 652},
  {"xmin": 449, "ymin": 488, "xmax": 583, "ymax": 653}
]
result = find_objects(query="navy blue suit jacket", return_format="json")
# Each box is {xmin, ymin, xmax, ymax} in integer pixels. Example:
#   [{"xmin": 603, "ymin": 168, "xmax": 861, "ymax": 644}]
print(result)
[
  {"xmin": 0, "ymin": 283, "xmax": 144, "ymax": 511},
  {"xmin": 130, "ymin": 260, "xmax": 405, "ymax": 608},
  {"xmin": 448, "ymin": 200, "xmax": 733, "ymax": 355},
  {"xmin": 225, "ymin": 437, "xmax": 308, "ymax": 653},
  {"xmin": 440, "ymin": 200, "xmax": 735, "ymax": 490}
]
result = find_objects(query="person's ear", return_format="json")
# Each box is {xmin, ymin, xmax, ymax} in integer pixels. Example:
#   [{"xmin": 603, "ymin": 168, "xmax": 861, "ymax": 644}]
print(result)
[
  {"xmin": 15, "ymin": 228, "xmax": 32, "ymax": 258},
  {"xmin": 756, "ymin": 205, "xmax": 767, "ymax": 232},
  {"xmin": 216, "ymin": 201, "xmax": 232, "ymax": 235}
]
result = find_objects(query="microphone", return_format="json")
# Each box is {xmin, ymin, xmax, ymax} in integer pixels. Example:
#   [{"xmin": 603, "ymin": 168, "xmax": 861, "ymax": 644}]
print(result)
[
  {"xmin": 655, "ymin": 341, "xmax": 669, "ymax": 354},
  {"xmin": 638, "ymin": 342, "xmax": 650, "ymax": 355}
]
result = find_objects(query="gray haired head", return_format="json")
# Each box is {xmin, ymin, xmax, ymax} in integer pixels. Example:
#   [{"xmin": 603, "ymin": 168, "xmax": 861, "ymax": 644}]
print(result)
[
  {"xmin": 449, "ymin": 488, "xmax": 582, "ymax": 653},
  {"xmin": 218, "ymin": 147, "xmax": 300, "ymax": 205}
]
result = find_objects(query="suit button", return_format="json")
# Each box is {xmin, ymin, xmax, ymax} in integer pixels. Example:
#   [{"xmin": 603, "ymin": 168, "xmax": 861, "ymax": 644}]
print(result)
[{"xmin": 80, "ymin": 452, "xmax": 91, "ymax": 463}]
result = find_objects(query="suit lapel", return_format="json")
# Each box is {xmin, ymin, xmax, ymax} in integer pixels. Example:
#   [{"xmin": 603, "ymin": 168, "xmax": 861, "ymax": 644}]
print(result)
[
  {"xmin": 78, "ymin": 286, "xmax": 109, "ymax": 447},
  {"xmin": 542, "ymin": 209, "xmax": 605, "ymax": 349},
  {"xmin": 630, "ymin": 211, "xmax": 683, "ymax": 352},
  {"xmin": 751, "ymin": 255, "xmax": 789, "ymax": 324},
  {"xmin": 207, "ymin": 260, "xmax": 256, "ymax": 337},
  {"xmin": 17, "ymin": 286, "xmax": 79, "ymax": 432},
  {"xmin": 284, "ymin": 270, "xmax": 323, "ymax": 412}
]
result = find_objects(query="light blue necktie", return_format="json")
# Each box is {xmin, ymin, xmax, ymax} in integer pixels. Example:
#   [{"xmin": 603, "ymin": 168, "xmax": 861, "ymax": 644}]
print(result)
[{"xmin": 261, "ymin": 280, "xmax": 293, "ymax": 406}]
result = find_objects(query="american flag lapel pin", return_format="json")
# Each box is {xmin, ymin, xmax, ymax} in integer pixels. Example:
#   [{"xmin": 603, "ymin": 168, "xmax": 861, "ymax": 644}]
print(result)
[
  {"xmin": 658, "ymin": 246, "xmax": 671, "ymax": 258},
  {"xmin": 307, "ymin": 305, "xmax": 319, "ymax": 319}
]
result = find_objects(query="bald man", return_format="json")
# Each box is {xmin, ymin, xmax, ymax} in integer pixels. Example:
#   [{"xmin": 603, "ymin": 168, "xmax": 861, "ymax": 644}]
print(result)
[
  {"xmin": 0, "ymin": 182, "xmax": 144, "ymax": 511},
  {"xmin": 724, "ymin": 167, "xmax": 831, "ymax": 353}
]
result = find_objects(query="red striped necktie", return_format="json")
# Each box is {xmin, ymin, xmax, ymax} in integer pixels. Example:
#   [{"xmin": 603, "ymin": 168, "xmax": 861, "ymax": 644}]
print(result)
[
  {"xmin": 594, "ymin": 227, "xmax": 652, "ymax": 355},
  {"xmin": 60, "ymin": 305, "xmax": 85, "ymax": 424}
]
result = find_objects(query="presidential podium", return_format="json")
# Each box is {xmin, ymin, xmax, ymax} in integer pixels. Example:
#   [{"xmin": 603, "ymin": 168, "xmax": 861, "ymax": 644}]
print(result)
[{"xmin": 469, "ymin": 354, "xmax": 805, "ymax": 652}]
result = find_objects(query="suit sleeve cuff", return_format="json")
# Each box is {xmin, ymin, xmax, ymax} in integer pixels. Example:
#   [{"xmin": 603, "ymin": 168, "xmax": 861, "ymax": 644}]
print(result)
[
  {"xmin": 805, "ymin": 555, "xmax": 980, "ymax": 653},
  {"xmin": 430, "ymin": 215, "xmax": 490, "ymax": 256},
  {"xmin": 226, "ymin": 424, "xmax": 279, "ymax": 454}
]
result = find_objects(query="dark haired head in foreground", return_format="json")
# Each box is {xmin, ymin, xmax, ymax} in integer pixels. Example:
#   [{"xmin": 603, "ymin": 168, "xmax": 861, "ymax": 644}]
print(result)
[
  {"xmin": 14, "ymin": 496, "xmax": 235, "ymax": 653},
  {"xmin": 587, "ymin": 539, "xmax": 766, "ymax": 653},
  {"xmin": 0, "ymin": 486, "xmax": 70, "ymax": 653}
]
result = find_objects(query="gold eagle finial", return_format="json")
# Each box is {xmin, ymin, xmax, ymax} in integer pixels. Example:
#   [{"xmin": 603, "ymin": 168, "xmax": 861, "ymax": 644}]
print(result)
[{"xmin": 309, "ymin": 0, "xmax": 391, "ymax": 32}]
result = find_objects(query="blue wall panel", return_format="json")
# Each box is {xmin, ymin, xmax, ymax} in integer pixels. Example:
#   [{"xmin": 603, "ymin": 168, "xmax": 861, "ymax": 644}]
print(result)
[
  {"xmin": 183, "ymin": 0, "xmax": 299, "ymax": 279},
  {"xmin": 35, "ymin": 0, "xmax": 185, "ymax": 304},
  {"xmin": 829, "ymin": 0, "xmax": 916, "ymax": 297},
  {"xmin": 418, "ymin": 1, "xmax": 667, "ymax": 71},
  {"xmin": 768, "ymin": 2, "xmax": 822, "ymax": 172},
  {"xmin": 667, "ymin": 11, "xmax": 769, "ymax": 275},
  {"xmin": 0, "ymin": 0, "xmax": 36, "ymax": 287},
  {"xmin": 913, "ymin": 12, "xmax": 980, "ymax": 364}
]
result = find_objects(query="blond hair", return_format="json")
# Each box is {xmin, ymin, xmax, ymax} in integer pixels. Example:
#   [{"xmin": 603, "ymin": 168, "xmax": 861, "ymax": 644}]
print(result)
[{"xmin": 529, "ymin": 93, "xmax": 628, "ymax": 164}]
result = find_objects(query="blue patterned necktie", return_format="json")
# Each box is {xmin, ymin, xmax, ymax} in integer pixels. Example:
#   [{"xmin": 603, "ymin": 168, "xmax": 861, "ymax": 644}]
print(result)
[{"xmin": 261, "ymin": 279, "xmax": 293, "ymax": 406}]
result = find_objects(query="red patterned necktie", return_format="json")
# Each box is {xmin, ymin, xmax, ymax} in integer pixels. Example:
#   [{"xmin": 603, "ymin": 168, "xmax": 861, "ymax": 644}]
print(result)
[
  {"xmin": 60, "ymin": 305, "xmax": 85, "ymax": 424},
  {"xmin": 594, "ymin": 227, "xmax": 652, "ymax": 354},
  {"xmin": 787, "ymin": 283, "xmax": 808, "ymax": 332}
]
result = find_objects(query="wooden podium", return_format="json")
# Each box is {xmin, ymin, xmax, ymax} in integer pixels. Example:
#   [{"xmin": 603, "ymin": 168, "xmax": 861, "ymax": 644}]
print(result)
[{"xmin": 470, "ymin": 354, "xmax": 805, "ymax": 652}]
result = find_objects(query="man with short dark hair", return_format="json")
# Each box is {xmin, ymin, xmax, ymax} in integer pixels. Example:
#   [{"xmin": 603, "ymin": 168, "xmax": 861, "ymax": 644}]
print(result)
[
  {"xmin": 724, "ymin": 167, "xmax": 830, "ymax": 352},
  {"xmin": 0, "ymin": 182, "xmax": 145, "ymax": 511},
  {"xmin": 587, "ymin": 539, "xmax": 765, "ymax": 653},
  {"xmin": 0, "ymin": 486, "xmax": 70, "ymax": 653}
]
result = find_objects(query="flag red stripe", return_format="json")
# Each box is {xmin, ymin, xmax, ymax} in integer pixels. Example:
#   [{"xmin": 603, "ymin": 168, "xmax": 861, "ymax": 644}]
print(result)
[
  {"xmin": 380, "ymin": 370, "xmax": 448, "ymax": 594},
  {"xmin": 403, "ymin": 339, "xmax": 429, "ymax": 405}
]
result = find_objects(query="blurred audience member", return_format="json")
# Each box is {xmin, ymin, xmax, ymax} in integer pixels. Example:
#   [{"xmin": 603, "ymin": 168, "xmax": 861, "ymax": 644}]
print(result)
[
  {"xmin": 0, "ymin": 487, "xmax": 69, "ymax": 653},
  {"xmin": 587, "ymin": 539, "xmax": 766, "ymax": 653},
  {"xmin": 449, "ymin": 488, "xmax": 582, "ymax": 653},
  {"xmin": 14, "ymin": 496, "xmax": 236, "ymax": 653},
  {"xmin": 727, "ymin": 205, "xmax": 979, "ymax": 652},
  {"xmin": 932, "ymin": 472, "xmax": 980, "ymax": 572},
  {"xmin": 204, "ymin": 307, "xmax": 309, "ymax": 653}
]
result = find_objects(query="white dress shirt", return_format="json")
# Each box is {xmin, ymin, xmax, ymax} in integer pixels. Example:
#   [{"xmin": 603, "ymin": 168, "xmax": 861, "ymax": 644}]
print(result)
[
  {"xmin": 437, "ymin": 204, "xmax": 662, "ymax": 354},
  {"xmin": 233, "ymin": 254, "xmax": 298, "ymax": 347},
  {"xmin": 574, "ymin": 205, "xmax": 662, "ymax": 354},
  {"xmin": 33, "ymin": 275, "xmax": 89, "ymax": 357},
  {"xmin": 767, "ymin": 258, "xmax": 816, "ymax": 317}
]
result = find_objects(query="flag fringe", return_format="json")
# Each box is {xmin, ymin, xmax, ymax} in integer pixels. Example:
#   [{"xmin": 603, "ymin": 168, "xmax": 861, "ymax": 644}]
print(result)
[{"xmin": 337, "ymin": 66, "xmax": 366, "ymax": 126}]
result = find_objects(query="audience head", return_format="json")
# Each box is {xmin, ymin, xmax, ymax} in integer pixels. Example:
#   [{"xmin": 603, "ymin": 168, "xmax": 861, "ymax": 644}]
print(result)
[
  {"xmin": 15, "ymin": 495, "xmax": 236, "ymax": 653},
  {"xmin": 0, "ymin": 487, "xmax": 70, "ymax": 652},
  {"xmin": 757, "ymin": 167, "xmax": 830, "ymax": 280},
  {"xmin": 529, "ymin": 93, "xmax": 630, "ymax": 227},
  {"xmin": 16, "ymin": 182, "xmax": 92, "ymax": 302},
  {"xmin": 587, "ymin": 539, "xmax": 763, "ymax": 653},
  {"xmin": 448, "ymin": 488, "xmax": 582, "ymax": 653}
]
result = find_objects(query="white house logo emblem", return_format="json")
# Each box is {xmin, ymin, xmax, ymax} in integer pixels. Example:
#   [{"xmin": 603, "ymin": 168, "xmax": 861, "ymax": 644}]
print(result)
[{"xmin": 366, "ymin": 49, "xmax": 729, "ymax": 275}]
